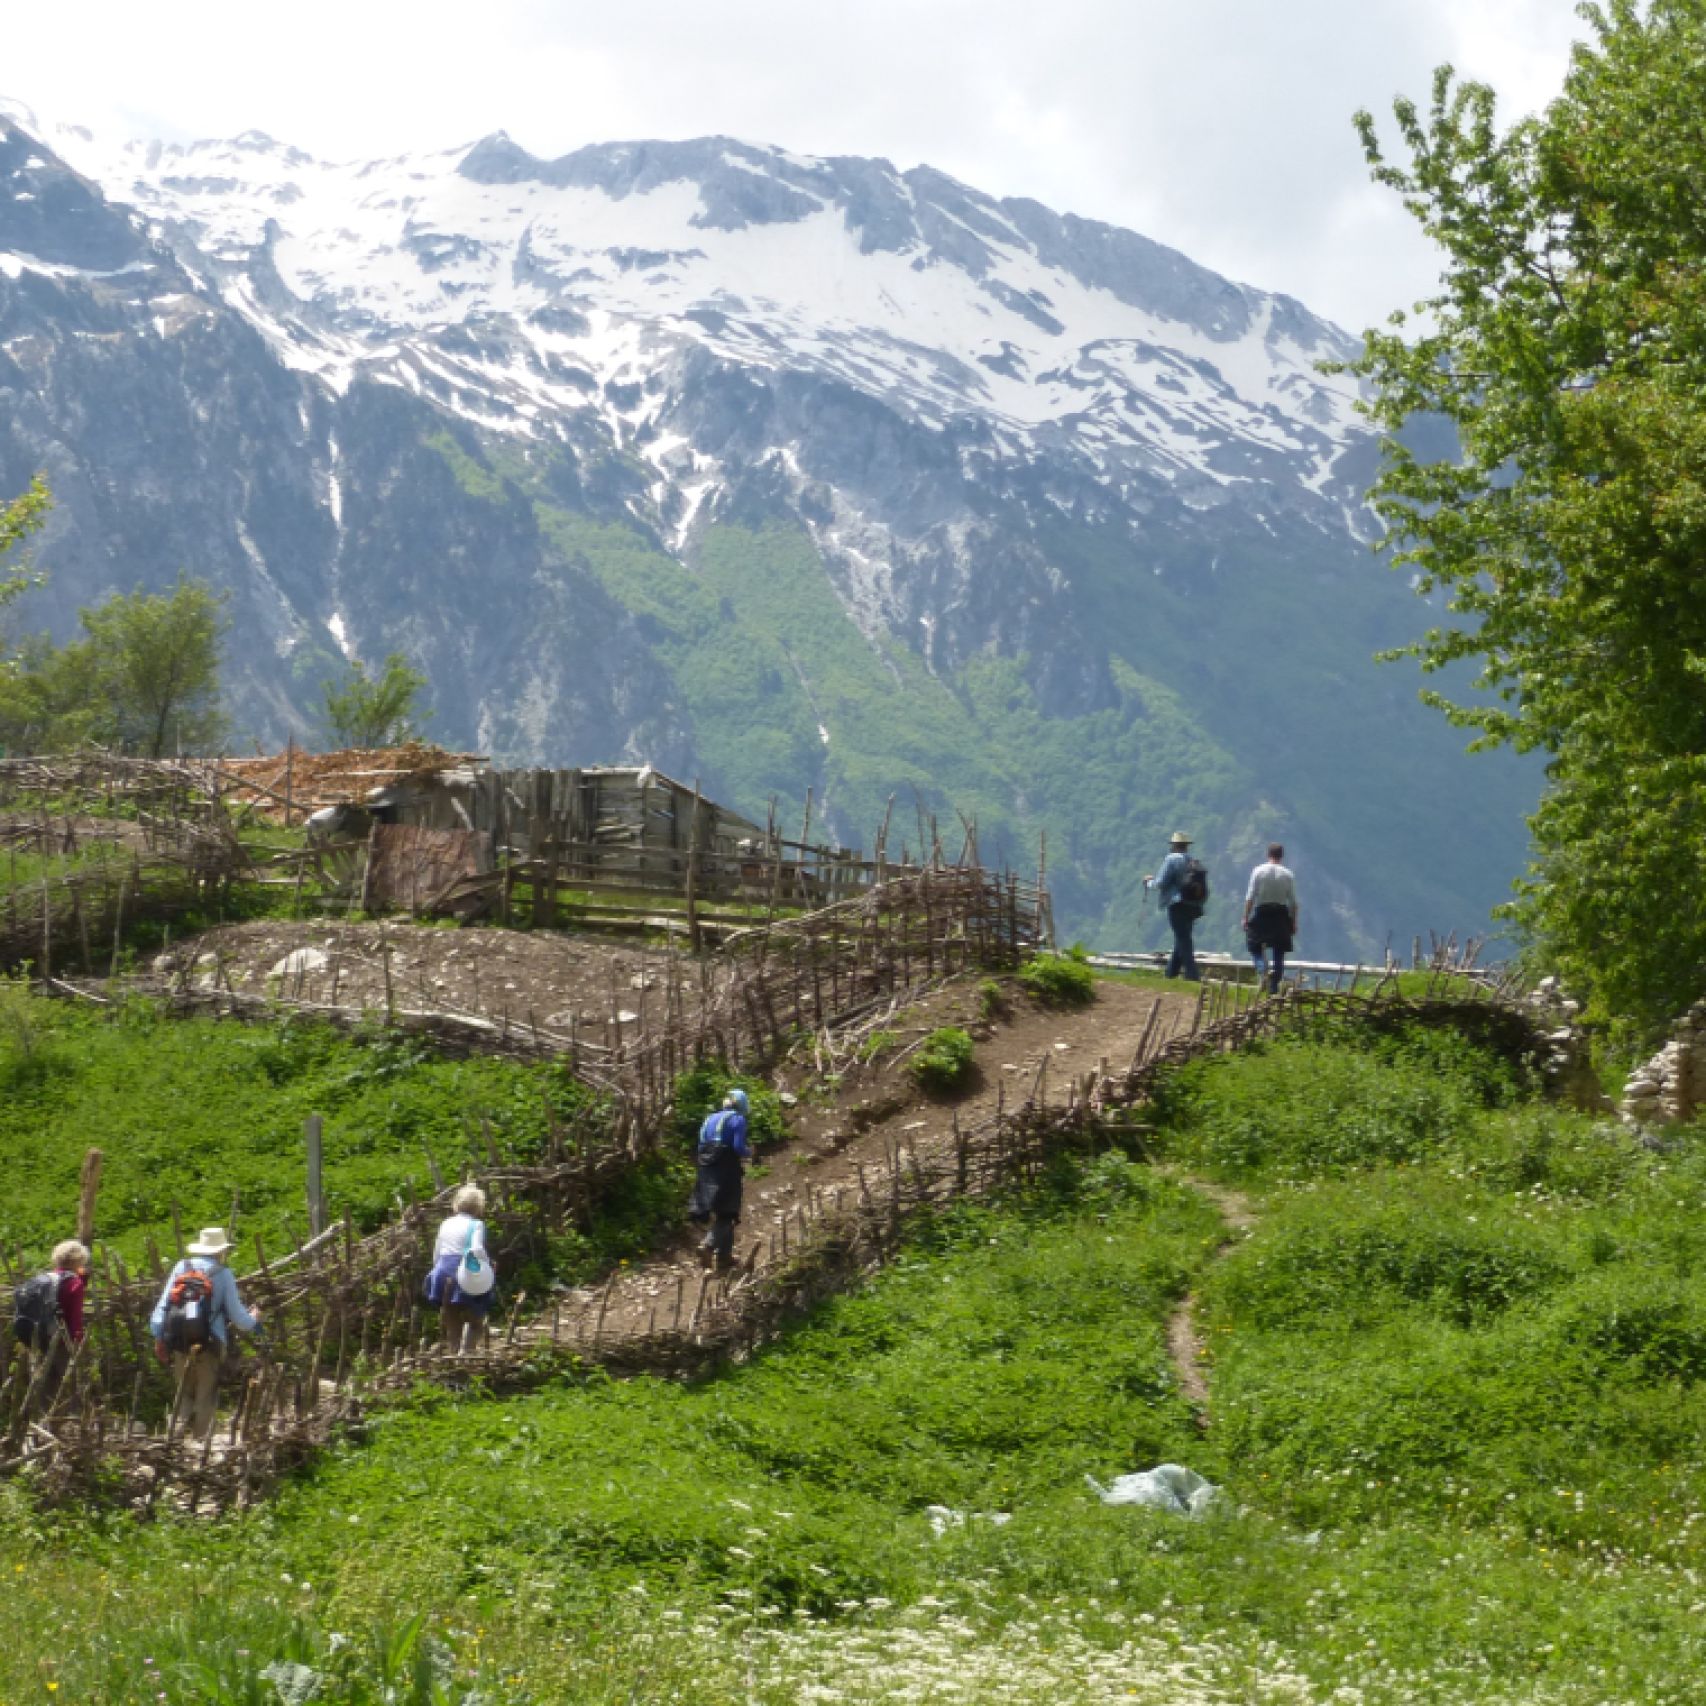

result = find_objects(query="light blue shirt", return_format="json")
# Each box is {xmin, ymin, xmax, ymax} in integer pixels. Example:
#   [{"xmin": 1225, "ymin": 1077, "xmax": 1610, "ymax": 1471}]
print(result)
[
  {"xmin": 149, "ymin": 1257, "xmax": 258, "ymax": 1347},
  {"xmin": 1154, "ymin": 850, "xmax": 1191, "ymax": 912}
]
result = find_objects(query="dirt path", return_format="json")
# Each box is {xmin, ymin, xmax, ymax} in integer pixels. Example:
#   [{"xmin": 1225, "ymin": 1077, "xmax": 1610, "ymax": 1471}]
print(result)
[
  {"xmin": 163, "ymin": 920, "xmax": 1210, "ymax": 1364},
  {"xmin": 1163, "ymin": 1175, "xmax": 1257, "ymax": 1422},
  {"xmin": 521, "ymin": 975, "xmax": 1203, "ymax": 1346}
]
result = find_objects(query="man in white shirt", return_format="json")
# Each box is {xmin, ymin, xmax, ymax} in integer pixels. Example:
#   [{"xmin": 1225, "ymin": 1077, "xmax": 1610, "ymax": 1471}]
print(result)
[{"xmin": 1242, "ymin": 843, "xmax": 1299, "ymax": 994}]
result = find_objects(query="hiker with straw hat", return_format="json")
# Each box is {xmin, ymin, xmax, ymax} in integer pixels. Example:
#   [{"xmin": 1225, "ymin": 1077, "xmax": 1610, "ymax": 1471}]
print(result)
[
  {"xmin": 148, "ymin": 1226, "xmax": 262, "ymax": 1440},
  {"xmin": 1143, "ymin": 830, "xmax": 1206, "ymax": 982}
]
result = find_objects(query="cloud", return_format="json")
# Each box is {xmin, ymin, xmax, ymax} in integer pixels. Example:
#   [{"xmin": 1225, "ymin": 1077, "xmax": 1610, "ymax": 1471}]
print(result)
[{"xmin": 6, "ymin": 0, "xmax": 1588, "ymax": 328}]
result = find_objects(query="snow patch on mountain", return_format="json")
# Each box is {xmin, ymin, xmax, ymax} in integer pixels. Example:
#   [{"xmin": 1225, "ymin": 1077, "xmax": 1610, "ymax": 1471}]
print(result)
[{"xmin": 7, "ymin": 102, "xmax": 1370, "ymax": 528}]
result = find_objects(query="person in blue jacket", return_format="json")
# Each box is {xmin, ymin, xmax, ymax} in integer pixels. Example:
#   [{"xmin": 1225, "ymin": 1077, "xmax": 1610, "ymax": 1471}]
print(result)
[
  {"xmin": 1145, "ymin": 830, "xmax": 1204, "ymax": 982},
  {"xmin": 148, "ymin": 1226, "xmax": 262, "ymax": 1439},
  {"xmin": 689, "ymin": 1088, "xmax": 750, "ymax": 1272}
]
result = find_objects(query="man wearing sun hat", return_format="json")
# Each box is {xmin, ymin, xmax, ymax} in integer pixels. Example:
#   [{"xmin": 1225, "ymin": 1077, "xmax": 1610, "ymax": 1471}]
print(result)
[
  {"xmin": 1144, "ymin": 830, "xmax": 1205, "ymax": 982},
  {"xmin": 148, "ymin": 1226, "xmax": 263, "ymax": 1440}
]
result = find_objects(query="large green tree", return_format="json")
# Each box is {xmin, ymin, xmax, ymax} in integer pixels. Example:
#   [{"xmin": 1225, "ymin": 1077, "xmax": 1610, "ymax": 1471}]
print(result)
[
  {"xmin": 1352, "ymin": 0, "xmax": 1706, "ymax": 1034},
  {"xmin": 77, "ymin": 576, "xmax": 229, "ymax": 757}
]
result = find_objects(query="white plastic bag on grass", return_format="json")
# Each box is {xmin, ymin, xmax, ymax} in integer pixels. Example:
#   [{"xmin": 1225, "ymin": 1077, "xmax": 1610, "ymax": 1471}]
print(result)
[{"xmin": 1086, "ymin": 1463, "xmax": 1220, "ymax": 1517}]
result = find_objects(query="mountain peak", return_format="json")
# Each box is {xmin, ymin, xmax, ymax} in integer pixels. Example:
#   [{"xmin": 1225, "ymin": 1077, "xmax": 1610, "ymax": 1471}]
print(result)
[
  {"xmin": 457, "ymin": 130, "xmax": 537, "ymax": 183},
  {"xmin": 9, "ymin": 110, "xmax": 1361, "ymax": 498}
]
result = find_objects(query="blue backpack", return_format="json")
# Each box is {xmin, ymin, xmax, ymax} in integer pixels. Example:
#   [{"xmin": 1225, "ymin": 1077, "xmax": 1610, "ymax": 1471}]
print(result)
[{"xmin": 696, "ymin": 1109, "xmax": 742, "ymax": 1165}]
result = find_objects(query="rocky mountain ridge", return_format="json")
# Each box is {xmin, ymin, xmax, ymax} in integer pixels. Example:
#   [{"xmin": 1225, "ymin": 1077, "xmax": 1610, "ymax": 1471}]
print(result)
[{"xmin": 0, "ymin": 100, "xmax": 1533, "ymax": 955}]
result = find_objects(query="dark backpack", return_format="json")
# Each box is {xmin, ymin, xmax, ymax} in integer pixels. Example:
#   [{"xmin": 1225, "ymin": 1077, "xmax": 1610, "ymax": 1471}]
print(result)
[
  {"xmin": 161, "ymin": 1263, "xmax": 217, "ymax": 1352},
  {"xmin": 1180, "ymin": 859, "xmax": 1210, "ymax": 909},
  {"xmin": 11, "ymin": 1271, "xmax": 61, "ymax": 1351}
]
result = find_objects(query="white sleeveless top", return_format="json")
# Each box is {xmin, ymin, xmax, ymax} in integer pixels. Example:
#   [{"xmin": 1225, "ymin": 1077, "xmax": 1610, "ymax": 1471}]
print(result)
[{"xmin": 433, "ymin": 1212, "xmax": 488, "ymax": 1262}]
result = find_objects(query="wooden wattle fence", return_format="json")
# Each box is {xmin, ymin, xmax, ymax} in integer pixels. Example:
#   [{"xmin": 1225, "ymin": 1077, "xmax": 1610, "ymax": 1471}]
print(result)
[
  {"xmin": 0, "ymin": 966, "xmax": 1546, "ymax": 1514},
  {"xmin": 0, "ymin": 860, "xmax": 1048, "ymax": 1503}
]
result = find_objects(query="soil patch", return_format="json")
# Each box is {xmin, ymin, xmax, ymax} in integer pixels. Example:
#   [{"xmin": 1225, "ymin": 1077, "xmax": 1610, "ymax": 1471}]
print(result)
[
  {"xmin": 151, "ymin": 918, "xmax": 702, "ymax": 1044},
  {"xmin": 1162, "ymin": 1175, "xmax": 1257, "ymax": 1421}
]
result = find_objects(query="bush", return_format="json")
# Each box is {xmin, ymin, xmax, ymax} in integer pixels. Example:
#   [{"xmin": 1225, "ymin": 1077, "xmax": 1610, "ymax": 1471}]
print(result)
[
  {"xmin": 670, "ymin": 1060, "xmax": 788, "ymax": 1152},
  {"xmin": 1147, "ymin": 1035, "xmax": 1497, "ymax": 1180},
  {"xmin": 909, "ymin": 1027, "xmax": 976, "ymax": 1094},
  {"xmin": 1017, "ymin": 946, "xmax": 1095, "ymax": 1009},
  {"xmin": 0, "ymin": 977, "xmax": 69, "ymax": 1093},
  {"xmin": 1540, "ymin": 1272, "xmax": 1706, "ymax": 1385},
  {"xmin": 1209, "ymin": 1180, "xmax": 1568, "ymax": 1329}
]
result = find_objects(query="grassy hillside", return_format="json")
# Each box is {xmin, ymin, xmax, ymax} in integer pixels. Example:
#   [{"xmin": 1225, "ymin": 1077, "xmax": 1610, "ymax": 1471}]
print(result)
[
  {"xmin": 9, "ymin": 1018, "xmax": 1706, "ymax": 1702},
  {"xmin": 0, "ymin": 989, "xmax": 593, "ymax": 1268}
]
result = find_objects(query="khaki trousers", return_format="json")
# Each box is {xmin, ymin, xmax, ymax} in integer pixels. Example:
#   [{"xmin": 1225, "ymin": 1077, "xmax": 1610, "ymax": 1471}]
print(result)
[
  {"xmin": 441, "ymin": 1303, "xmax": 490, "ymax": 1356},
  {"xmin": 170, "ymin": 1345, "xmax": 222, "ymax": 1439}
]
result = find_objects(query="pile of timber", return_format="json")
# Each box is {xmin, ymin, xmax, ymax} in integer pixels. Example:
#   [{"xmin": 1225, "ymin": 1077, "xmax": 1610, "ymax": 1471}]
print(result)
[{"xmin": 217, "ymin": 743, "xmax": 484, "ymax": 823}]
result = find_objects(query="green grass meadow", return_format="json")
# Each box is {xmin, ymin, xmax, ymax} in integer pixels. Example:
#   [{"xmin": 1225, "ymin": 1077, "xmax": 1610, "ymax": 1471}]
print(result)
[
  {"xmin": 7, "ymin": 1017, "xmax": 1706, "ymax": 1701},
  {"xmin": 0, "ymin": 986, "xmax": 596, "ymax": 1269}
]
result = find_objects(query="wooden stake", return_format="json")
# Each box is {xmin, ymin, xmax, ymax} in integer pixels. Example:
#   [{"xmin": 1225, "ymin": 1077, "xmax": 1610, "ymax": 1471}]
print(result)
[
  {"xmin": 76, "ymin": 1148, "xmax": 103, "ymax": 1247},
  {"xmin": 305, "ymin": 1116, "xmax": 326, "ymax": 1238}
]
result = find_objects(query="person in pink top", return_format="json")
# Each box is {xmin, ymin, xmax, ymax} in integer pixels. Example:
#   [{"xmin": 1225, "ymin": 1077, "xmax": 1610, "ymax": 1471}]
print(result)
[
  {"xmin": 52, "ymin": 1240, "xmax": 88, "ymax": 1345},
  {"xmin": 30, "ymin": 1240, "xmax": 90, "ymax": 1404}
]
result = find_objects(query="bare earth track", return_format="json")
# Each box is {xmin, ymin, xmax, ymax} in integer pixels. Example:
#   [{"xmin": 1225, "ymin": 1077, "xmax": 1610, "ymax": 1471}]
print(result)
[
  {"xmin": 1163, "ymin": 1178, "xmax": 1258, "ymax": 1419},
  {"xmin": 153, "ymin": 917, "xmax": 702, "ymax": 1043}
]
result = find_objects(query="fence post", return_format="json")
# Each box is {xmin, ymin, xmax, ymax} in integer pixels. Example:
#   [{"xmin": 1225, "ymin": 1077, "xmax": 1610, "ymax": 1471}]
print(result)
[
  {"xmin": 305, "ymin": 1116, "xmax": 326, "ymax": 1238},
  {"xmin": 77, "ymin": 1148, "xmax": 104, "ymax": 1246},
  {"xmin": 685, "ymin": 780, "xmax": 703, "ymax": 955}
]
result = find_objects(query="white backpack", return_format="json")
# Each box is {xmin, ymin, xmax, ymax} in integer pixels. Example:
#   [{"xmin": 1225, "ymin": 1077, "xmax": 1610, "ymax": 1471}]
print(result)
[{"xmin": 455, "ymin": 1220, "xmax": 495, "ymax": 1297}]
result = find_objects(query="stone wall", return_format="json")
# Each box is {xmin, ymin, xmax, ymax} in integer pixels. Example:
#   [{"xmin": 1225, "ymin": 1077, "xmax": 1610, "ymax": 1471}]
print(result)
[
  {"xmin": 1523, "ymin": 977, "xmax": 1608, "ymax": 1111},
  {"xmin": 1619, "ymin": 999, "xmax": 1706, "ymax": 1125}
]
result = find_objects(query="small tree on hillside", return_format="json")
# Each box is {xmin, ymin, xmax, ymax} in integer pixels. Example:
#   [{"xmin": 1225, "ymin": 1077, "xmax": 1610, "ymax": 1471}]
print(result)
[
  {"xmin": 0, "ymin": 473, "xmax": 49, "ymax": 569},
  {"xmin": 321, "ymin": 652, "xmax": 431, "ymax": 749},
  {"xmin": 0, "ymin": 477, "xmax": 55, "ymax": 754},
  {"xmin": 78, "ymin": 576, "xmax": 228, "ymax": 757},
  {"xmin": 0, "ymin": 475, "xmax": 50, "ymax": 634}
]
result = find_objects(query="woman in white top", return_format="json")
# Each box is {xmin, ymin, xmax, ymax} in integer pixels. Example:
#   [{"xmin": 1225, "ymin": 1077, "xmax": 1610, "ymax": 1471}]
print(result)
[
  {"xmin": 424, "ymin": 1184, "xmax": 495, "ymax": 1355},
  {"xmin": 1243, "ymin": 843, "xmax": 1299, "ymax": 994}
]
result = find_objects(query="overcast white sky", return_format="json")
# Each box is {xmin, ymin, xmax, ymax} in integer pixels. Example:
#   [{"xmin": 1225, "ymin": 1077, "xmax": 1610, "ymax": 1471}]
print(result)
[{"xmin": 9, "ymin": 0, "xmax": 1588, "ymax": 330}]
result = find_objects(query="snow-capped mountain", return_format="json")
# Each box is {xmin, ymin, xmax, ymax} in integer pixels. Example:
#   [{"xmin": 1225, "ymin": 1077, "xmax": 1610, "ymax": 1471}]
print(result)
[{"xmin": 0, "ymin": 102, "xmax": 1532, "ymax": 955}]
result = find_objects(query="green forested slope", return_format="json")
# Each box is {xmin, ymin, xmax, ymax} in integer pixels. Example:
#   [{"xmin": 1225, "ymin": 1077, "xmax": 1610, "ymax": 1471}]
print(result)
[{"xmin": 484, "ymin": 420, "xmax": 1534, "ymax": 959}]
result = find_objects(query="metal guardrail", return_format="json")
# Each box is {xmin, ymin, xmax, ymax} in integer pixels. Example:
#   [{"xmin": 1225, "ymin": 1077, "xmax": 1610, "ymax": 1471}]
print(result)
[{"xmin": 1086, "ymin": 950, "xmax": 1498, "ymax": 986}]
